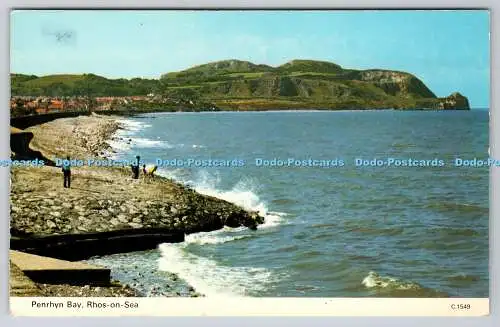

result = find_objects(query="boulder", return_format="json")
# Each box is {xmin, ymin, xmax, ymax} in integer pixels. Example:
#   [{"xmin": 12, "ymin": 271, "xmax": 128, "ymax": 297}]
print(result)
[{"xmin": 438, "ymin": 92, "xmax": 470, "ymax": 110}]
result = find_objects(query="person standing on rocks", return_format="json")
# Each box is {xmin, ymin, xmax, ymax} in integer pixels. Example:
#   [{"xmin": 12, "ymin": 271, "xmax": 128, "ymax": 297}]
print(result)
[
  {"xmin": 131, "ymin": 155, "xmax": 140, "ymax": 179},
  {"xmin": 62, "ymin": 155, "xmax": 71, "ymax": 188}
]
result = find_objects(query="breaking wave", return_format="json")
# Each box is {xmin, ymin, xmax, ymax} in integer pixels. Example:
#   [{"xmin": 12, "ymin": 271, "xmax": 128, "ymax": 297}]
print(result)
[
  {"xmin": 155, "ymin": 170, "xmax": 287, "ymax": 297},
  {"xmin": 362, "ymin": 271, "xmax": 449, "ymax": 297},
  {"xmin": 158, "ymin": 243, "xmax": 280, "ymax": 298},
  {"xmin": 184, "ymin": 230, "xmax": 252, "ymax": 245},
  {"xmin": 158, "ymin": 169, "xmax": 287, "ymax": 229},
  {"xmin": 362, "ymin": 271, "xmax": 422, "ymax": 290}
]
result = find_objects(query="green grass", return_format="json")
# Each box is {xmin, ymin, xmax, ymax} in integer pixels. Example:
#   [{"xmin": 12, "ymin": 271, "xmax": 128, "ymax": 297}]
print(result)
[
  {"xmin": 225, "ymin": 72, "xmax": 266, "ymax": 78},
  {"xmin": 22, "ymin": 74, "xmax": 86, "ymax": 88},
  {"xmin": 166, "ymin": 85, "xmax": 204, "ymax": 89},
  {"xmin": 288, "ymin": 71, "xmax": 338, "ymax": 77}
]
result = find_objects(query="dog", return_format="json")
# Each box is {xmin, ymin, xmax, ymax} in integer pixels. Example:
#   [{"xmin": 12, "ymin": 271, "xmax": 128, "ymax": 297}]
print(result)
[{"xmin": 142, "ymin": 164, "xmax": 158, "ymax": 181}]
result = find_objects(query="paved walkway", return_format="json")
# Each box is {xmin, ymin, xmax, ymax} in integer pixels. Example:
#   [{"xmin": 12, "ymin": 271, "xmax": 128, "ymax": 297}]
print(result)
[{"xmin": 10, "ymin": 250, "xmax": 110, "ymax": 286}]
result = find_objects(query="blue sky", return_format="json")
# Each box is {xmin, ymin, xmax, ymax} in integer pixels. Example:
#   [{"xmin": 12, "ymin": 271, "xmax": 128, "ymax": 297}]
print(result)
[{"xmin": 11, "ymin": 10, "xmax": 490, "ymax": 107}]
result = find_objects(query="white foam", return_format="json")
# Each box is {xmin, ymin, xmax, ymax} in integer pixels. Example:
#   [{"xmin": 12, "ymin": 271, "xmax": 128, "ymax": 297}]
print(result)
[
  {"xmin": 107, "ymin": 136, "xmax": 173, "ymax": 153},
  {"xmin": 362, "ymin": 271, "xmax": 421, "ymax": 290},
  {"xmin": 184, "ymin": 231, "xmax": 251, "ymax": 245},
  {"xmin": 117, "ymin": 119, "xmax": 152, "ymax": 133},
  {"xmin": 133, "ymin": 137, "xmax": 173, "ymax": 149},
  {"xmin": 105, "ymin": 119, "xmax": 151, "ymax": 154},
  {"xmin": 106, "ymin": 139, "xmax": 132, "ymax": 152},
  {"xmin": 158, "ymin": 243, "xmax": 277, "ymax": 298},
  {"xmin": 157, "ymin": 168, "xmax": 287, "ymax": 232},
  {"xmin": 183, "ymin": 171, "xmax": 286, "ymax": 229}
]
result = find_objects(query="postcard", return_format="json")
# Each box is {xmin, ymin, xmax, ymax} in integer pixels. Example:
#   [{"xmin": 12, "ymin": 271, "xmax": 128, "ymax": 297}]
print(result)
[{"xmin": 8, "ymin": 9, "xmax": 490, "ymax": 316}]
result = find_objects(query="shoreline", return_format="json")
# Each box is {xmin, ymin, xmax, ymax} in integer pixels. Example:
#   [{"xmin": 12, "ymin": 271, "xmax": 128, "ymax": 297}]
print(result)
[
  {"xmin": 10, "ymin": 107, "xmax": 478, "ymax": 132},
  {"xmin": 10, "ymin": 113, "xmax": 264, "ymax": 297}
]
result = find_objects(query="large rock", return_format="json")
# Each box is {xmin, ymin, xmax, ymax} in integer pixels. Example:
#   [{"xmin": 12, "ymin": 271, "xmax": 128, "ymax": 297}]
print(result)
[{"xmin": 437, "ymin": 92, "xmax": 470, "ymax": 110}]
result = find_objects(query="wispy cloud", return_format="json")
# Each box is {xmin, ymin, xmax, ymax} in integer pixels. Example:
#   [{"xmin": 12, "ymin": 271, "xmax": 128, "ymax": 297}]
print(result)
[{"xmin": 41, "ymin": 24, "xmax": 77, "ymax": 46}]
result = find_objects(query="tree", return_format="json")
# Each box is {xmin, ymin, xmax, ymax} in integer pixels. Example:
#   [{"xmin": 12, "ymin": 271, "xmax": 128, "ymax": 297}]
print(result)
[
  {"xmin": 15, "ymin": 98, "xmax": 25, "ymax": 109},
  {"xmin": 74, "ymin": 79, "xmax": 96, "ymax": 113}
]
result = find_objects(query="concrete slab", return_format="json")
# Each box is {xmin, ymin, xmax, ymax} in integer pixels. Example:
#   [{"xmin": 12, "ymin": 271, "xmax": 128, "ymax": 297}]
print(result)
[
  {"xmin": 9, "ymin": 261, "xmax": 45, "ymax": 297},
  {"xmin": 10, "ymin": 250, "xmax": 110, "ymax": 286}
]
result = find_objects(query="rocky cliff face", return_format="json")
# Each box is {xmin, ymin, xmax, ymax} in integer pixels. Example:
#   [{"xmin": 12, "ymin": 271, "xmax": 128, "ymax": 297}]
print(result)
[
  {"xmin": 159, "ymin": 59, "xmax": 469, "ymax": 110},
  {"xmin": 437, "ymin": 92, "xmax": 470, "ymax": 110},
  {"xmin": 358, "ymin": 70, "xmax": 436, "ymax": 98},
  {"xmin": 169, "ymin": 73, "xmax": 441, "ymax": 105}
]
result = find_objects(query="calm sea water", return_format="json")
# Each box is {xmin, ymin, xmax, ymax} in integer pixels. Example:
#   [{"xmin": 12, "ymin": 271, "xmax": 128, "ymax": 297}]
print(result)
[{"xmin": 87, "ymin": 110, "xmax": 489, "ymax": 298}]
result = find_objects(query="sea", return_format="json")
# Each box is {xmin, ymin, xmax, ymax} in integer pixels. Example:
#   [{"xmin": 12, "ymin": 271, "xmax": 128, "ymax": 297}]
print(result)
[{"xmin": 86, "ymin": 109, "xmax": 489, "ymax": 298}]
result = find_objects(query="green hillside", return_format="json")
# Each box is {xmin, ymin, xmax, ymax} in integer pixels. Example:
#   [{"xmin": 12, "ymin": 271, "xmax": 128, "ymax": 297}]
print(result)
[
  {"xmin": 10, "ymin": 59, "xmax": 470, "ymax": 110},
  {"xmin": 277, "ymin": 59, "xmax": 343, "ymax": 74},
  {"xmin": 11, "ymin": 73, "xmax": 160, "ymax": 97}
]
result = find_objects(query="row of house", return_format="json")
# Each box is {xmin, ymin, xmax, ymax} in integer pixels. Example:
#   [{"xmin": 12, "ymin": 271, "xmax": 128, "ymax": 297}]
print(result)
[
  {"xmin": 10, "ymin": 95, "xmax": 158, "ymax": 114},
  {"xmin": 10, "ymin": 97, "xmax": 79, "ymax": 114},
  {"xmin": 9, "ymin": 93, "xmax": 210, "ymax": 116}
]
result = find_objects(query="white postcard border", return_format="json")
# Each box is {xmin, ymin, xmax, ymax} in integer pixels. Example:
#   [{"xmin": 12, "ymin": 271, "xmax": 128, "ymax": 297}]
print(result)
[{"xmin": 1, "ymin": 0, "xmax": 498, "ymax": 326}]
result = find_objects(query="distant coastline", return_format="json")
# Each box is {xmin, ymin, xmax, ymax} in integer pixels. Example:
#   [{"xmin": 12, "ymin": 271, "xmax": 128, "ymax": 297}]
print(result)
[
  {"xmin": 10, "ymin": 106, "xmax": 479, "ymax": 131},
  {"xmin": 10, "ymin": 59, "xmax": 471, "ymax": 117}
]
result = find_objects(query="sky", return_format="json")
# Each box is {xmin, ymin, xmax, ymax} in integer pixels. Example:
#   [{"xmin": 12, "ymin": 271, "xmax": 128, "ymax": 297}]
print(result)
[{"xmin": 10, "ymin": 10, "xmax": 490, "ymax": 108}]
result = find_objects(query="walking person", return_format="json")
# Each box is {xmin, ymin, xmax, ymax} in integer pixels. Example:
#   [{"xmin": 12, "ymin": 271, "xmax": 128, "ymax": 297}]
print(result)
[
  {"xmin": 62, "ymin": 155, "xmax": 71, "ymax": 188},
  {"xmin": 131, "ymin": 155, "xmax": 141, "ymax": 179}
]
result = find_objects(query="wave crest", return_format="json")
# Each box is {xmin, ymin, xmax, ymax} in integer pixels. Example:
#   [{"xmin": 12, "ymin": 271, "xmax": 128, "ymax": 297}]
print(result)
[
  {"xmin": 185, "ymin": 230, "xmax": 252, "ymax": 245},
  {"xmin": 158, "ymin": 243, "xmax": 281, "ymax": 298},
  {"xmin": 361, "ymin": 271, "xmax": 450, "ymax": 297},
  {"xmin": 362, "ymin": 271, "xmax": 422, "ymax": 290}
]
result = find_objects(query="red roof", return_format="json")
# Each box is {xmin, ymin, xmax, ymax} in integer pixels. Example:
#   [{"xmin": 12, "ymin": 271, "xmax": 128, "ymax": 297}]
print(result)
[{"xmin": 48, "ymin": 100, "xmax": 64, "ymax": 110}]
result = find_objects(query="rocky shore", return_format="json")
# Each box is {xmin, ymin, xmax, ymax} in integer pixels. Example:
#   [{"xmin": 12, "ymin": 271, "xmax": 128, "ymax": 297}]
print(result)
[
  {"xmin": 11, "ymin": 114, "xmax": 263, "ymax": 237},
  {"xmin": 10, "ymin": 261, "xmax": 138, "ymax": 297},
  {"xmin": 10, "ymin": 114, "xmax": 265, "ymax": 297},
  {"xmin": 11, "ymin": 167, "xmax": 262, "ymax": 237}
]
